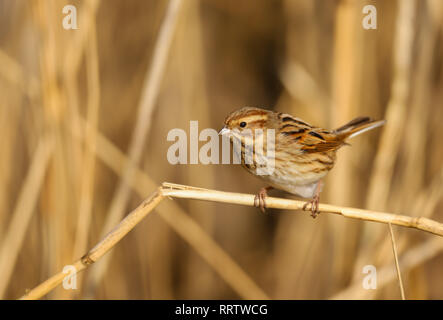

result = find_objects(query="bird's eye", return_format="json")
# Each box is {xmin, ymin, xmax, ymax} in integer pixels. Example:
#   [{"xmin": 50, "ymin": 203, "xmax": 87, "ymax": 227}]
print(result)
[{"xmin": 240, "ymin": 121, "xmax": 247, "ymax": 128}]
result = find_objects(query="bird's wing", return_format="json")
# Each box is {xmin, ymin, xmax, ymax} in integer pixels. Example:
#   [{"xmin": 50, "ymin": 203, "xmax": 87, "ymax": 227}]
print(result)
[
  {"xmin": 277, "ymin": 114, "xmax": 344, "ymax": 154},
  {"xmin": 298, "ymin": 130, "xmax": 345, "ymax": 154}
]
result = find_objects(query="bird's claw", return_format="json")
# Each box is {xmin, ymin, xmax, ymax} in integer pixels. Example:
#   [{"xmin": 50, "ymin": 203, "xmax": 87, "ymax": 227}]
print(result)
[
  {"xmin": 303, "ymin": 194, "xmax": 320, "ymax": 218},
  {"xmin": 254, "ymin": 187, "xmax": 269, "ymax": 213}
]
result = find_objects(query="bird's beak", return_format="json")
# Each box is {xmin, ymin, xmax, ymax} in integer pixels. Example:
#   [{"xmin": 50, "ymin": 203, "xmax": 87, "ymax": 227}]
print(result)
[{"xmin": 218, "ymin": 126, "xmax": 230, "ymax": 136}]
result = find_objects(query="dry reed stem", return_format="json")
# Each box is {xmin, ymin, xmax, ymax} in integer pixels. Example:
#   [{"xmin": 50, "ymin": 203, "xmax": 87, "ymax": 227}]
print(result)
[
  {"xmin": 174, "ymin": 0, "xmax": 218, "ymax": 296},
  {"xmin": 275, "ymin": 1, "xmax": 329, "ymax": 297},
  {"xmin": 73, "ymin": 1, "xmax": 101, "ymax": 260},
  {"xmin": 379, "ymin": 8, "xmax": 437, "ymax": 298},
  {"xmin": 397, "ymin": 7, "xmax": 435, "ymax": 207},
  {"xmin": 387, "ymin": 223, "xmax": 405, "ymax": 299},
  {"xmin": 365, "ymin": 0, "xmax": 416, "ymax": 211},
  {"xmin": 87, "ymin": 0, "xmax": 184, "ymax": 291},
  {"xmin": 329, "ymin": 0, "xmax": 359, "ymax": 290},
  {"xmin": 63, "ymin": 0, "xmax": 101, "ymax": 75},
  {"xmin": 34, "ymin": 1, "xmax": 74, "ymax": 299},
  {"xmin": 352, "ymin": 0, "xmax": 417, "ymax": 287},
  {"xmin": 161, "ymin": 183, "xmax": 443, "ymax": 237},
  {"xmin": 62, "ymin": 1, "xmax": 101, "ymax": 253},
  {"xmin": 20, "ymin": 189, "xmax": 163, "ymax": 300},
  {"xmin": 21, "ymin": 182, "xmax": 269, "ymax": 299},
  {"xmin": 0, "ymin": 137, "xmax": 53, "ymax": 297}
]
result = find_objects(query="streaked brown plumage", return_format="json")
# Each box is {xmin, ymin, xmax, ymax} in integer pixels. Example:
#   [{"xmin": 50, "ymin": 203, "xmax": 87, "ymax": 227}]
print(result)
[{"xmin": 219, "ymin": 107, "xmax": 386, "ymax": 217}]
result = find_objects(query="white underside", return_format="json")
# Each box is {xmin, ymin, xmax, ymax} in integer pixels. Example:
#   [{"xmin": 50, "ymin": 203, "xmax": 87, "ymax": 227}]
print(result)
[{"xmin": 265, "ymin": 179, "xmax": 320, "ymax": 198}]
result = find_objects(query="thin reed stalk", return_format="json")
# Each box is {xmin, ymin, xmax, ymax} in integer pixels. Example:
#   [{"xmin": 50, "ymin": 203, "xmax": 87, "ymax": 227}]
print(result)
[
  {"xmin": 0, "ymin": 137, "xmax": 53, "ymax": 297},
  {"xmin": 73, "ymin": 1, "xmax": 101, "ymax": 260},
  {"xmin": 86, "ymin": 0, "xmax": 184, "ymax": 294},
  {"xmin": 388, "ymin": 223, "xmax": 405, "ymax": 299},
  {"xmin": 20, "ymin": 189, "xmax": 163, "ymax": 300},
  {"xmin": 351, "ymin": 0, "xmax": 418, "ymax": 288}
]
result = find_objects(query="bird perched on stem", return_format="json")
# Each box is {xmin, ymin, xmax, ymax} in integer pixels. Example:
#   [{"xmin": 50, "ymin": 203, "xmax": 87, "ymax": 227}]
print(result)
[{"xmin": 219, "ymin": 107, "xmax": 385, "ymax": 217}]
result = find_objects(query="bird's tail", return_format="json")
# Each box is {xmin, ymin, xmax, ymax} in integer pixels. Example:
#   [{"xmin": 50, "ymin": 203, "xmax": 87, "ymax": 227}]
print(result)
[{"xmin": 334, "ymin": 117, "xmax": 386, "ymax": 139}]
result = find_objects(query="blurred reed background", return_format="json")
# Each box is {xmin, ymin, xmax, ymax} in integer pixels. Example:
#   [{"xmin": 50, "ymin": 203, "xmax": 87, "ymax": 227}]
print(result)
[{"xmin": 0, "ymin": 0, "xmax": 442, "ymax": 299}]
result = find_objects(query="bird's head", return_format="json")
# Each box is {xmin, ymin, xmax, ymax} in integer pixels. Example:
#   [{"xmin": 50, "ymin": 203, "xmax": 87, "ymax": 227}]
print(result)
[{"xmin": 219, "ymin": 107, "xmax": 273, "ymax": 138}]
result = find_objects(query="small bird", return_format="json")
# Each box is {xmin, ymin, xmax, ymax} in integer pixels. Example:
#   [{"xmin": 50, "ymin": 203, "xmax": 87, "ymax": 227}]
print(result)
[{"xmin": 219, "ymin": 107, "xmax": 385, "ymax": 217}]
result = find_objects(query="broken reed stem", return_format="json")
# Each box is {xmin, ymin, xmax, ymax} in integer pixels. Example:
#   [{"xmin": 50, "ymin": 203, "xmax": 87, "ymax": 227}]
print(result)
[
  {"xmin": 388, "ymin": 223, "xmax": 406, "ymax": 300},
  {"xmin": 20, "ymin": 189, "xmax": 164, "ymax": 300},
  {"xmin": 20, "ymin": 182, "xmax": 443, "ymax": 300}
]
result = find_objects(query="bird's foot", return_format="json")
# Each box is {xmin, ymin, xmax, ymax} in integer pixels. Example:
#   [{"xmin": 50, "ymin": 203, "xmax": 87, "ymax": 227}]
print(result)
[
  {"xmin": 254, "ymin": 187, "xmax": 273, "ymax": 213},
  {"xmin": 302, "ymin": 181, "xmax": 323, "ymax": 218},
  {"xmin": 302, "ymin": 194, "xmax": 320, "ymax": 218}
]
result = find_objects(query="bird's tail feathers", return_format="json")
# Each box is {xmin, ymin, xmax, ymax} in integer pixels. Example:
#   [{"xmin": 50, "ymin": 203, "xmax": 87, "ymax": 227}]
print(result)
[{"xmin": 335, "ymin": 117, "xmax": 386, "ymax": 139}]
